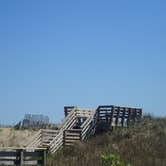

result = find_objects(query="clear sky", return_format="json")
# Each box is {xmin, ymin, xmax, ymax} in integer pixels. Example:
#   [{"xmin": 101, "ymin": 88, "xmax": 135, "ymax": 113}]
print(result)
[{"xmin": 0, "ymin": 0, "xmax": 166, "ymax": 124}]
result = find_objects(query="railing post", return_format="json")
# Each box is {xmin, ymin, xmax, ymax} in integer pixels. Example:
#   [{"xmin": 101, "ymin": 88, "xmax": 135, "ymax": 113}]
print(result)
[
  {"xmin": 20, "ymin": 149, "xmax": 24, "ymax": 166},
  {"xmin": 80, "ymin": 129, "xmax": 82, "ymax": 141},
  {"xmin": 42, "ymin": 150, "xmax": 47, "ymax": 166},
  {"xmin": 63, "ymin": 130, "xmax": 66, "ymax": 146}
]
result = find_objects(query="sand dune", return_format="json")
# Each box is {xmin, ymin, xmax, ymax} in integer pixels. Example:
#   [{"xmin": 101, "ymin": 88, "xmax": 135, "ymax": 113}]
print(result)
[{"xmin": 0, "ymin": 128, "xmax": 36, "ymax": 147}]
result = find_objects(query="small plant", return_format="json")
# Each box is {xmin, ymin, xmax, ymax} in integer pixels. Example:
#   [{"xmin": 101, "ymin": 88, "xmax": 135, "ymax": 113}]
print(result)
[{"xmin": 101, "ymin": 153, "xmax": 131, "ymax": 166}]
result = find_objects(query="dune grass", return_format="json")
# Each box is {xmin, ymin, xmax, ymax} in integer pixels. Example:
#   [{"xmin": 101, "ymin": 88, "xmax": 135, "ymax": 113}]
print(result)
[{"xmin": 47, "ymin": 115, "xmax": 166, "ymax": 166}]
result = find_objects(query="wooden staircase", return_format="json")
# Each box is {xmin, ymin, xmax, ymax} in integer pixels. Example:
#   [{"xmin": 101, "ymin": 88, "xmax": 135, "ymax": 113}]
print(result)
[
  {"xmin": 26, "ymin": 107, "xmax": 96, "ymax": 153},
  {"xmin": 26, "ymin": 105, "xmax": 142, "ymax": 154},
  {"xmin": 49, "ymin": 108, "xmax": 96, "ymax": 153},
  {"xmin": 25, "ymin": 129, "xmax": 59, "ymax": 148}
]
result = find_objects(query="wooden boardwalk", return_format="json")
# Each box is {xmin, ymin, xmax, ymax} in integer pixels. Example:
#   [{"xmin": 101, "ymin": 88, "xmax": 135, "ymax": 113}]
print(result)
[
  {"xmin": 24, "ymin": 105, "xmax": 142, "ymax": 154},
  {"xmin": 96, "ymin": 105, "xmax": 142, "ymax": 132},
  {"xmin": 0, "ymin": 105, "xmax": 142, "ymax": 166}
]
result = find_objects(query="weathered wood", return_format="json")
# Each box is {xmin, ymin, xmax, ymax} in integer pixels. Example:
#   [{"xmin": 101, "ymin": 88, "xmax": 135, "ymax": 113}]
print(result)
[
  {"xmin": 25, "ymin": 105, "xmax": 142, "ymax": 154},
  {"xmin": 0, "ymin": 148, "xmax": 47, "ymax": 166},
  {"xmin": 42, "ymin": 150, "xmax": 46, "ymax": 166},
  {"xmin": 96, "ymin": 105, "xmax": 142, "ymax": 132},
  {"xmin": 63, "ymin": 129, "xmax": 82, "ymax": 146},
  {"xmin": 20, "ymin": 150, "xmax": 23, "ymax": 166}
]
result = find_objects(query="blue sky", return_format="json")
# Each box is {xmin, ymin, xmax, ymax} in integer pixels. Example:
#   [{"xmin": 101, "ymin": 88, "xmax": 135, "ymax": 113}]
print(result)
[{"xmin": 0, "ymin": 0, "xmax": 166, "ymax": 124}]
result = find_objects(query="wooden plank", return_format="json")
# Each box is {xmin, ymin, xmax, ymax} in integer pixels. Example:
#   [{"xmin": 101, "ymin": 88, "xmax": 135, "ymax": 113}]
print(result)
[
  {"xmin": 0, "ymin": 148, "xmax": 46, "ymax": 166},
  {"xmin": 0, "ymin": 147, "xmax": 46, "ymax": 150},
  {"xmin": 42, "ymin": 129, "xmax": 59, "ymax": 133},
  {"xmin": 20, "ymin": 150, "xmax": 23, "ymax": 166},
  {"xmin": 24, "ymin": 160, "xmax": 38, "ymax": 165},
  {"xmin": 0, "ymin": 160, "xmax": 14, "ymax": 165},
  {"xmin": 65, "ymin": 139, "xmax": 80, "ymax": 143},
  {"xmin": 42, "ymin": 150, "xmax": 47, "ymax": 166},
  {"xmin": 65, "ymin": 129, "xmax": 82, "ymax": 132},
  {"xmin": 65, "ymin": 136, "xmax": 80, "ymax": 140},
  {"xmin": 0, "ymin": 152, "xmax": 19, "ymax": 157},
  {"xmin": 24, "ymin": 151, "xmax": 43, "ymax": 158},
  {"xmin": 0, "ymin": 159, "xmax": 16, "ymax": 161}
]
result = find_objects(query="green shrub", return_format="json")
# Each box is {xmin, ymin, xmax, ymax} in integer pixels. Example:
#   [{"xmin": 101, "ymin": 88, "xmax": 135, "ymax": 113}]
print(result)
[{"xmin": 101, "ymin": 154, "xmax": 131, "ymax": 166}]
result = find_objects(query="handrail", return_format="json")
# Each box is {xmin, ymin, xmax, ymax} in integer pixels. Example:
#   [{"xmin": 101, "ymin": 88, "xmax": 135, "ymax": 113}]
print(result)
[
  {"xmin": 25, "ymin": 130, "xmax": 42, "ymax": 147},
  {"xmin": 0, "ymin": 147, "xmax": 47, "ymax": 150},
  {"xmin": 26, "ymin": 107, "xmax": 97, "ymax": 153},
  {"xmin": 49, "ymin": 108, "xmax": 77, "ymax": 153}
]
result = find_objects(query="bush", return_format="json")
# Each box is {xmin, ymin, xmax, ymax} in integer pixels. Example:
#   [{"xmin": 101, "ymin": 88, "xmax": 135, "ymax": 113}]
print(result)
[{"xmin": 101, "ymin": 154, "xmax": 131, "ymax": 166}]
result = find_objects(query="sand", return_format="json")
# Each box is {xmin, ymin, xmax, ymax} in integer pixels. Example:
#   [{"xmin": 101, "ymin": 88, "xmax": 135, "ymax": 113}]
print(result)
[{"xmin": 0, "ymin": 128, "xmax": 37, "ymax": 147}]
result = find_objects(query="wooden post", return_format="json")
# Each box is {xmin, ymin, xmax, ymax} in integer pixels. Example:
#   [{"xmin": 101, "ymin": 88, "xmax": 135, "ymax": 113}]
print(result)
[
  {"xmin": 42, "ymin": 150, "xmax": 47, "ymax": 166},
  {"xmin": 20, "ymin": 149, "xmax": 24, "ymax": 166},
  {"xmin": 109, "ymin": 106, "xmax": 113, "ymax": 127},
  {"xmin": 121, "ymin": 108, "xmax": 126, "ymax": 127},
  {"xmin": 80, "ymin": 130, "xmax": 82, "ymax": 141},
  {"xmin": 15, "ymin": 149, "xmax": 20, "ymax": 166},
  {"xmin": 115, "ymin": 107, "xmax": 120, "ymax": 127},
  {"xmin": 63, "ymin": 130, "xmax": 66, "ymax": 146},
  {"xmin": 128, "ymin": 108, "xmax": 132, "ymax": 126}
]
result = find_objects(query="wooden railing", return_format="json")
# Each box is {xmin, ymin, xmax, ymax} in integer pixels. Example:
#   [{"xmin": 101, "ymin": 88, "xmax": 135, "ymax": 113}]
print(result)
[
  {"xmin": 26, "ymin": 108, "xmax": 97, "ymax": 153},
  {"xmin": 49, "ymin": 109, "xmax": 78, "ymax": 153},
  {"xmin": 25, "ymin": 105, "xmax": 142, "ymax": 154},
  {"xmin": 63, "ymin": 129, "xmax": 82, "ymax": 146},
  {"xmin": 25, "ymin": 129, "xmax": 42, "ymax": 147},
  {"xmin": 26, "ymin": 129, "xmax": 59, "ymax": 148},
  {"xmin": 41, "ymin": 129, "xmax": 59, "ymax": 147},
  {"xmin": 25, "ymin": 109, "xmax": 78, "ymax": 153},
  {"xmin": 63, "ymin": 111, "xmax": 97, "ymax": 147},
  {"xmin": 49, "ymin": 109, "xmax": 96, "ymax": 152},
  {"xmin": 81, "ymin": 116, "xmax": 96, "ymax": 140},
  {"xmin": 96, "ymin": 105, "xmax": 142, "ymax": 131},
  {"xmin": 0, "ymin": 147, "xmax": 47, "ymax": 166}
]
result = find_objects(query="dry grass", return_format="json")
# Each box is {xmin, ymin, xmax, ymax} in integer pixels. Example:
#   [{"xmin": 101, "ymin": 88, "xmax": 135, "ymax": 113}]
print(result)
[
  {"xmin": 48, "ymin": 115, "xmax": 166, "ymax": 166},
  {"xmin": 0, "ymin": 128, "xmax": 36, "ymax": 147}
]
